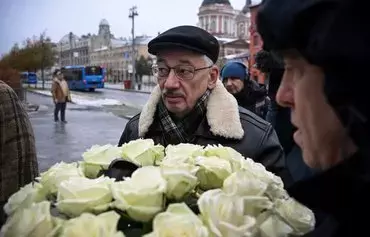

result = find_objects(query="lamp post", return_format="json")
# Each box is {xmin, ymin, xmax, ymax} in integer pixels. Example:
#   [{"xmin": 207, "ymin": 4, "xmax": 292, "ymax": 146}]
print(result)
[{"xmin": 129, "ymin": 6, "xmax": 138, "ymax": 90}]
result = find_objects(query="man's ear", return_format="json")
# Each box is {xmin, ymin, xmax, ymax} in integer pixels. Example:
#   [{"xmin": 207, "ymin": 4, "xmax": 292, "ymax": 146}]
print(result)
[{"xmin": 207, "ymin": 65, "xmax": 219, "ymax": 89}]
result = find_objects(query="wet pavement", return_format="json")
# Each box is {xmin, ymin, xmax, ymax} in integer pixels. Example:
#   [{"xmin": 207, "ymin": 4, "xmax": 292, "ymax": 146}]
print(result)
[{"xmin": 27, "ymin": 92, "xmax": 129, "ymax": 172}]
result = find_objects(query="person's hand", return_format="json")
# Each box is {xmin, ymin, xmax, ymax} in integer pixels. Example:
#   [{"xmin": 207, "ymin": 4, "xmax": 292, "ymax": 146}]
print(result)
[{"xmin": 54, "ymin": 99, "xmax": 58, "ymax": 104}]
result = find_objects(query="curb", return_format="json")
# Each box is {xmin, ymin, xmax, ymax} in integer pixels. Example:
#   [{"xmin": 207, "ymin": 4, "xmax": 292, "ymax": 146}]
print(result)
[
  {"xmin": 27, "ymin": 89, "xmax": 76, "ymax": 105},
  {"xmin": 103, "ymin": 86, "xmax": 152, "ymax": 94}
]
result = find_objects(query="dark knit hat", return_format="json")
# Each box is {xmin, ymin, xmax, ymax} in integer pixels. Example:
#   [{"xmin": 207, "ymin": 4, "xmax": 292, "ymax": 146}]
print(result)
[
  {"xmin": 221, "ymin": 62, "xmax": 247, "ymax": 81},
  {"xmin": 148, "ymin": 25, "xmax": 220, "ymax": 64}
]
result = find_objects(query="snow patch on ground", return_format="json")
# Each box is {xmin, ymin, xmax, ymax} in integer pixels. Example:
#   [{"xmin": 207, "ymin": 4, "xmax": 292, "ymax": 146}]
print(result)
[{"xmin": 32, "ymin": 90, "xmax": 123, "ymax": 107}]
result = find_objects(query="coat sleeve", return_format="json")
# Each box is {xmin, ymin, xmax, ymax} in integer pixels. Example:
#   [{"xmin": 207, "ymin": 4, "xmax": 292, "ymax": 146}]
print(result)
[
  {"xmin": 118, "ymin": 116, "xmax": 140, "ymax": 146},
  {"xmin": 0, "ymin": 83, "xmax": 39, "ymax": 203},
  {"xmin": 118, "ymin": 124, "xmax": 132, "ymax": 146},
  {"xmin": 256, "ymin": 124, "xmax": 293, "ymax": 186},
  {"xmin": 51, "ymin": 81, "xmax": 57, "ymax": 101}
]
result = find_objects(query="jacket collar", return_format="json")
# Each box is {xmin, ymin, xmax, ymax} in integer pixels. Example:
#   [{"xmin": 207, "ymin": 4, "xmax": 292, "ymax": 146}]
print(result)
[
  {"xmin": 288, "ymin": 151, "xmax": 370, "ymax": 219},
  {"xmin": 138, "ymin": 80, "xmax": 244, "ymax": 140}
]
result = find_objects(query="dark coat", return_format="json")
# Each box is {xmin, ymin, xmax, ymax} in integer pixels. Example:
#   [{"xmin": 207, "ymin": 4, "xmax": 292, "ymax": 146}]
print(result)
[{"xmin": 288, "ymin": 150, "xmax": 370, "ymax": 237}]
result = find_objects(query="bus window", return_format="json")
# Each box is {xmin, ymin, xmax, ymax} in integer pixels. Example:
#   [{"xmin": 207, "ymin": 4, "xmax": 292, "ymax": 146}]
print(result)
[
  {"xmin": 28, "ymin": 73, "xmax": 37, "ymax": 80},
  {"xmin": 85, "ymin": 66, "xmax": 103, "ymax": 76},
  {"xmin": 62, "ymin": 68, "xmax": 83, "ymax": 81},
  {"xmin": 20, "ymin": 73, "xmax": 28, "ymax": 80}
]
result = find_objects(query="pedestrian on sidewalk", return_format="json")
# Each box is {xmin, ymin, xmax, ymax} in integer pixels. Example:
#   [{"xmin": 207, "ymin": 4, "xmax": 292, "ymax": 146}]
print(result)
[
  {"xmin": 0, "ymin": 80, "xmax": 39, "ymax": 226},
  {"xmin": 51, "ymin": 69, "xmax": 71, "ymax": 123}
]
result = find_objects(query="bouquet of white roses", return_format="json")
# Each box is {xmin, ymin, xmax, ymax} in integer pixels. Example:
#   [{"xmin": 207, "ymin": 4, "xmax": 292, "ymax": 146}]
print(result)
[{"xmin": 0, "ymin": 139, "xmax": 315, "ymax": 237}]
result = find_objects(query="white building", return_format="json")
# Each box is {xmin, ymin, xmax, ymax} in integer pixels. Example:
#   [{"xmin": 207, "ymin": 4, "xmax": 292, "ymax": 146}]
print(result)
[{"xmin": 197, "ymin": 0, "xmax": 251, "ymax": 60}]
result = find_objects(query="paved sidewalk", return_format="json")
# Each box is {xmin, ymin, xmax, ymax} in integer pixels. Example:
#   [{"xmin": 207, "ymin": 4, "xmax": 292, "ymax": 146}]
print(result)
[
  {"xmin": 27, "ymin": 92, "xmax": 128, "ymax": 172},
  {"xmin": 104, "ymin": 83, "xmax": 155, "ymax": 94}
]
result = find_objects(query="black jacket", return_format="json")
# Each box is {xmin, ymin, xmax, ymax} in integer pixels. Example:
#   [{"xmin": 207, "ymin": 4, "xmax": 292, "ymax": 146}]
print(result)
[
  {"xmin": 234, "ymin": 79, "xmax": 269, "ymax": 119},
  {"xmin": 288, "ymin": 150, "xmax": 370, "ymax": 236}
]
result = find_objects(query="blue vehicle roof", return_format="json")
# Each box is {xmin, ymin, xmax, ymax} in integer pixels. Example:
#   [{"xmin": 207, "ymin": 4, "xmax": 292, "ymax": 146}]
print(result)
[
  {"xmin": 20, "ymin": 72, "xmax": 37, "ymax": 75},
  {"xmin": 63, "ymin": 65, "xmax": 85, "ymax": 69},
  {"xmin": 63, "ymin": 65, "xmax": 103, "ymax": 69}
]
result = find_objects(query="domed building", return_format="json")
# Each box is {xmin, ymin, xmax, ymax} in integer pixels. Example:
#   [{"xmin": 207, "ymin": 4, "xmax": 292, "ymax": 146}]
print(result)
[
  {"xmin": 57, "ymin": 19, "xmax": 127, "ymax": 67},
  {"xmin": 197, "ymin": 0, "xmax": 251, "ymax": 61}
]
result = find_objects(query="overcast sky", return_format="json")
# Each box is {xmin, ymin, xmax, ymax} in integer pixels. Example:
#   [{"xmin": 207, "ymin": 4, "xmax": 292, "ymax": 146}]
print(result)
[{"xmin": 0, "ymin": 0, "xmax": 246, "ymax": 55}]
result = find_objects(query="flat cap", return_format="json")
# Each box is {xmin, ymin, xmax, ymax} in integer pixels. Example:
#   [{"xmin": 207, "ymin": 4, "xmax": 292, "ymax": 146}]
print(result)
[{"xmin": 148, "ymin": 25, "xmax": 220, "ymax": 64}]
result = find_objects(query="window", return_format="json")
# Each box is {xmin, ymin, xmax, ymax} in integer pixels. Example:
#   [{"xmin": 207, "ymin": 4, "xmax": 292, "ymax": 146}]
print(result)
[
  {"xmin": 61, "ymin": 68, "xmax": 83, "ymax": 81},
  {"xmin": 85, "ymin": 66, "xmax": 103, "ymax": 75},
  {"xmin": 224, "ymin": 18, "xmax": 228, "ymax": 34},
  {"xmin": 211, "ymin": 16, "xmax": 216, "ymax": 32}
]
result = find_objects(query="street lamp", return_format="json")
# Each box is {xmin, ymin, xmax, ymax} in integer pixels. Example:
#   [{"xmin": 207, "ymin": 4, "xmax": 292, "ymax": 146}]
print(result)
[{"xmin": 129, "ymin": 6, "xmax": 138, "ymax": 90}]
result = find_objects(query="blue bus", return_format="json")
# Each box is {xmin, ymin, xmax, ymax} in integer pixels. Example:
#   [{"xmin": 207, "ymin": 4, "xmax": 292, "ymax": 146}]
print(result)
[
  {"xmin": 61, "ymin": 65, "xmax": 105, "ymax": 91},
  {"xmin": 20, "ymin": 72, "xmax": 38, "ymax": 84}
]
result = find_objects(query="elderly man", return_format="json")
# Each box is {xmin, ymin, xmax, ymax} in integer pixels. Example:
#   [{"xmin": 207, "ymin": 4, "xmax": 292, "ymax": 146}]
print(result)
[
  {"xmin": 0, "ymin": 81, "xmax": 39, "ymax": 225},
  {"xmin": 119, "ymin": 25, "xmax": 289, "ymax": 182},
  {"xmin": 258, "ymin": 0, "xmax": 370, "ymax": 235}
]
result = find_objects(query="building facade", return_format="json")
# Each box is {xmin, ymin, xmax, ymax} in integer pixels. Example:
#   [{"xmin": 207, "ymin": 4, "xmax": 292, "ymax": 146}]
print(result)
[
  {"xmin": 90, "ymin": 36, "xmax": 153, "ymax": 82},
  {"xmin": 56, "ymin": 19, "xmax": 154, "ymax": 82},
  {"xmin": 57, "ymin": 19, "xmax": 126, "ymax": 68},
  {"xmin": 197, "ymin": 0, "xmax": 251, "ymax": 61},
  {"xmin": 248, "ymin": 1, "xmax": 265, "ymax": 84}
]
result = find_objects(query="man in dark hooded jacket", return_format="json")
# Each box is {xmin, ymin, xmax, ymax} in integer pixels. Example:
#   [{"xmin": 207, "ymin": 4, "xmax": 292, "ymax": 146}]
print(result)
[
  {"xmin": 221, "ymin": 61, "xmax": 270, "ymax": 119},
  {"xmin": 258, "ymin": 0, "xmax": 370, "ymax": 236}
]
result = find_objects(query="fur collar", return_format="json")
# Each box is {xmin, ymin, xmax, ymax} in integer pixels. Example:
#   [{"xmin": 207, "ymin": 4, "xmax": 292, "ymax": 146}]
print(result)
[{"xmin": 138, "ymin": 80, "xmax": 244, "ymax": 139}]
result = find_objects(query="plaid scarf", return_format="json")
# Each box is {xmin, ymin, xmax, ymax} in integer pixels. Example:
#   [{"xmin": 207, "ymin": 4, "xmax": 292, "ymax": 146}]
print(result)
[{"xmin": 157, "ymin": 90, "xmax": 211, "ymax": 145}]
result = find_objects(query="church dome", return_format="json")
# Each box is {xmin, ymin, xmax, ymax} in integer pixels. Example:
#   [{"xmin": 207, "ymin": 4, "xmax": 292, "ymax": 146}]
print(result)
[
  {"xmin": 201, "ymin": 0, "xmax": 231, "ymax": 7},
  {"xmin": 242, "ymin": 0, "xmax": 252, "ymax": 13},
  {"xmin": 59, "ymin": 32, "xmax": 79, "ymax": 44},
  {"xmin": 99, "ymin": 19, "xmax": 109, "ymax": 26}
]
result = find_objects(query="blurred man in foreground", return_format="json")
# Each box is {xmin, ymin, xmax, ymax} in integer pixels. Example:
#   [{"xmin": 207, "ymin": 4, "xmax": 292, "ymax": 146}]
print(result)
[
  {"xmin": 0, "ymin": 81, "xmax": 38, "ymax": 225},
  {"xmin": 258, "ymin": 0, "xmax": 370, "ymax": 235}
]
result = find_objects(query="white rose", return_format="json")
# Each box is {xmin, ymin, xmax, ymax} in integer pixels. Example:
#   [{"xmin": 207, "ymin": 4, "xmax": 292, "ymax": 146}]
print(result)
[
  {"xmin": 241, "ymin": 158, "xmax": 284, "ymax": 188},
  {"xmin": 274, "ymin": 198, "xmax": 316, "ymax": 235},
  {"xmin": 258, "ymin": 213, "xmax": 294, "ymax": 237},
  {"xmin": 160, "ymin": 162, "xmax": 199, "ymax": 200},
  {"xmin": 111, "ymin": 166, "xmax": 167, "ymax": 222},
  {"xmin": 144, "ymin": 203, "xmax": 209, "ymax": 237},
  {"xmin": 59, "ymin": 211, "xmax": 124, "ymax": 237},
  {"xmin": 38, "ymin": 162, "xmax": 84, "ymax": 195},
  {"xmin": 223, "ymin": 171, "xmax": 273, "ymax": 216},
  {"xmin": 56, "ymin": 176, "xmax": 114, "ymax": 217},
  {"xmin": 4, "ymin": 182, "xmax": 47, "ymax": 216},
  {"xmin": 165, "ymin": 143, "xmax": 204, "ymax": 160},
  {"xmin": 204, "ymin": 145, "xmax": 245, "ymax": 172},
  {"xmin": 122, "ymin": 139, "xmax": 165, "ymax": 166},
  {"xmin": 223, "ymin": 170, "xmax": 269, "ymax": 196},
  {"xmin": 195, "ymin": 156, "xmax": 232, "ymax": 190},
  {"xmin": 0, "ymin": 201, "xmax": 62, "ymax": 237},
  {"xmin": 81, "ymin": 144, "xmax": 123, "ymax": 178},
  {"xmin": 198, "ymin": 189, "xmax": 256, "ymax": 237},
  {"xmin": 240, "ymin": 158, "xmax": 289, "ymax": 200}
]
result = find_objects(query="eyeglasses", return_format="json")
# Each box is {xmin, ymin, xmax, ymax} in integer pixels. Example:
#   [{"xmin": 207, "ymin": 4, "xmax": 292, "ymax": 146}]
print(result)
[{"xmin": 152, "ymin": 64, "xmax": 212, "ymax": 81}]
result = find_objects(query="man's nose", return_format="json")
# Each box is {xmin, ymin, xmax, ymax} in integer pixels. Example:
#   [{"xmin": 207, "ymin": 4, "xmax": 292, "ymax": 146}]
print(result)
[
  {"xmin": 276, "ymin": 76, "xmax": 294, "ymax": 108},
  {"xmin": 163, "ymin": 69, "xmax": 180, "ymax": 89},
  {"xmin": 226, "ymin": 78, "xmax": 233, "ymax": 86}
]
